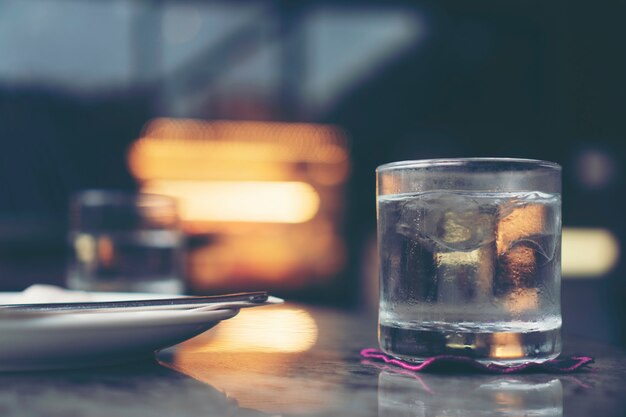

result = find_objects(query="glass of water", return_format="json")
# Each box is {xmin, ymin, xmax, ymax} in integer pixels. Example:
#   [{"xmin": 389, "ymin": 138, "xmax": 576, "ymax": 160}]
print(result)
[
  {"xmin": 377, "ymin": 158, "xmax": 561, "ymax": 364},
  {"xmin": 67, "ymin": 190, "xmax": 184, "ymax": 294}
]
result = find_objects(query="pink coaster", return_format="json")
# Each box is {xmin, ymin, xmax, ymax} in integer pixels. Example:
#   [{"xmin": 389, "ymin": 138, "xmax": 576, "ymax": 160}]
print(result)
[{"xmin": 360, "ymin": 348, "xmax": 594, "ymax": 374}]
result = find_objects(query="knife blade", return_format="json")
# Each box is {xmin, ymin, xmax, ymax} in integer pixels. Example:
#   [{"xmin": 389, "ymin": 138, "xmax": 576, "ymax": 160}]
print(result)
[{"xmin": 0, "ymin": 291, "xmax": 269, "ymax": 316}]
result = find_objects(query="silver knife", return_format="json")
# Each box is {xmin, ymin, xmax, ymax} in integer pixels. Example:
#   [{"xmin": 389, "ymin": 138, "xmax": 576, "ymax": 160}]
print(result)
[{"xmin": 0, "ymin": 291, "xmax": 269, "ymax": 317}]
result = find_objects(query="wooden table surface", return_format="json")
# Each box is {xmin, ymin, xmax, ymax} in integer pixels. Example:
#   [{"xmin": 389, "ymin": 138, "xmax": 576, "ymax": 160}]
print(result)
[{"xmin": 0, "ymin": 303, "xmax": 623, "ymax": 417}]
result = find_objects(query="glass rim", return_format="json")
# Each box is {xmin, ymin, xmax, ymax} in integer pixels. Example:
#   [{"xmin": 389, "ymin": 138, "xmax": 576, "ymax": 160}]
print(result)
[
  {"xmin": 376, "ymin": 158, "xmax": 561, "ymax": 172},
  {"xmin": 72, "ymin": 189, "xmax": 177, "ymax": 207}
]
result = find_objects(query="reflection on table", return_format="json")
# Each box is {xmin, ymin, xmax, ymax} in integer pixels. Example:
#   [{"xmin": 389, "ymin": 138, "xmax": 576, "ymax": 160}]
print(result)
[
  {"xmin": 378, "ymin": 368, "xmax": 562, "ymax": 417},
  {"xmin": 165, "ymin": 303, "xmax": 337, "ymax": 414}
]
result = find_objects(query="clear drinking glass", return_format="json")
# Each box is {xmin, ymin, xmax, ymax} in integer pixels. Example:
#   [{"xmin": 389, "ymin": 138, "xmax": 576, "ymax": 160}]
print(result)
[
  {"xmin": 67, "ymin": 190, "xmax": 184, "ymax": 294},
  {"xmin": 377, "ymin": 158, "xmax": 561, "ymax": 364}
]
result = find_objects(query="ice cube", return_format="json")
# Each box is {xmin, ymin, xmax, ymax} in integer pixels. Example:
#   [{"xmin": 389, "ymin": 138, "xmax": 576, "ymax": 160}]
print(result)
[
  {"xmin": 495, "ymin": 243, "xmax": 537, "ymax": 295},
  {"xmin": 397, "ymin": 193, "xmax": 497, "ymax": 252},
  {"xmin": 496, "ymin": 200, "xmax": 558, "ymax": 261},
  {"xmin": 502, "ymin": 288, "xmax": 539, "ymax": 314},
  {"xmin": 434, "ymin": 244, "xmax": 495, "ymax": 302},
  {"xmin": 435, "ymin": 250, "xmax": 477, "ymax": 302},
  {"xmin": 399, "ymin": 237, "xmax": 438, "ymax": 302}
]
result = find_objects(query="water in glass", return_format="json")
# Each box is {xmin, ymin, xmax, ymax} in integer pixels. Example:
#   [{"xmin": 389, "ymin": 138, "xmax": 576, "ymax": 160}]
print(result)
[{"xmin": 378, "ymin": 190, "xmax": 561, "ymax": 364}]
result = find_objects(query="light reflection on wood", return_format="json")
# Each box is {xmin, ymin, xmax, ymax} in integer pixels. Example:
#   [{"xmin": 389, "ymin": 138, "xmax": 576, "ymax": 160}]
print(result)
[
  {"xmin": 169, "ymin": 305, "xmax": 341, "ymax": 413},
  {"xmin": 183, "ymin": 306, "xmax": 318, "ymax": 353}
]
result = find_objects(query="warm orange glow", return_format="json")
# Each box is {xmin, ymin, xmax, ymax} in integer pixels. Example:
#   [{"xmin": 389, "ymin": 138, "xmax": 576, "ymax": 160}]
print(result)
[
  {"xmin": 97, "ymin": 236, "xmax": 115, "ymax": 268},
  {"xmin": 497, "ymin": 204, "xmax": 546, "ymax": 256},
  {"xmin": 499, "ymin": 244, "xmax": 536, "ymax": 287},
  {"xmin": 183, "ymin": 306, "xmax": 318, "ymax": 353},
  {"xmin": 139, "ymin": 119, "xmax": 348, "ymax": 160},
  {"xmin": 493, "ymin": 392, "xmax": 523, "ymax": 407},
  {"xmin": 490, "ymin": 333, "xmax": 524, "ymax": 359},
  {"xmin": 143, "ymin": 180, "xmax": 319, "ymax": 223},
  {"xmin": 167, "ymin": 305, "xmax": 333, "ymax": 413},
  {"xmin": 188, "ymin": 230, "xmax": 346, "ymax": 286},
  {"xmin": 127, "ymin": 118, "xmax": 349, "ymax": 291},
  {"xmin": 128, "ymin": 119, "xmax": 349, "ymax": 182}
]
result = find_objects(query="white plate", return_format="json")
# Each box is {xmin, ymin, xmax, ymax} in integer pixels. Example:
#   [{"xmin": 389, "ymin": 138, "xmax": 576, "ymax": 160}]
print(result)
[{"xmin": 0, "ymin": 292, "xmax": 242, "ymax": 371}]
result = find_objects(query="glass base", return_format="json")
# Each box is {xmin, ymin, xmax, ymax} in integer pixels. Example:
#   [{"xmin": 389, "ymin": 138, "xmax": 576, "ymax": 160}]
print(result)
[{"xmin": 379, "ymin": 324, "xmax": 561, "ymax": 366}]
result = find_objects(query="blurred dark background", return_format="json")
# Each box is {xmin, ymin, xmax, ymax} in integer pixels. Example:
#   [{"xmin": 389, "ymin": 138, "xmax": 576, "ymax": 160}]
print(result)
[{"xmin": 0, "ymin": 1, "xmax": 624, "ymax": 346}]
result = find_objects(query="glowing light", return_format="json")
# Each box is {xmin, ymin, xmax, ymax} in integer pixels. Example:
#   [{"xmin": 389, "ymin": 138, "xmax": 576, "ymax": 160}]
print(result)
[
  {"xmin": 562, "ymin": 228, "xmax": 619, "ymax": 278},
  {"xmin": 97, "ymin": 236, "xmax": 115, "ymax": 268},
  {"xmin": 493, "ymin": 392, "xmax": 523, "ymax": 407},
  {"xmin": 143, "ymin": 180, "xmax": 319, "ymax": 224},
  {"xmin": 490, "ymin": 333, "xmax": 524, "ymax": 359},
  {"xmin": 127, "ymin": 118, "xmax": 349, "ymax": 290},
  {"xmin": 183, "ymin": 306, "xmax": 318, "ymax": 353},
  {"xmin": 128, "ymin": 119, "xmax": 349, "ymax": 183},
  {"xmin": 73, "ymin": 234, "xmax": 96, "ymax": 263}
]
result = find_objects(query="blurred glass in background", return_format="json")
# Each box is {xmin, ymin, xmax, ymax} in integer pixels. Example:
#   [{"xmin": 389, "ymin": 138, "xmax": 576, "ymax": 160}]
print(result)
[
  {"xmin": 0, "ymin": 0, "xmax": 624, "ymax": 346},
  {"xmin": 68, "ymin": 190, "xmax": 183, "ymax": 294}
]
